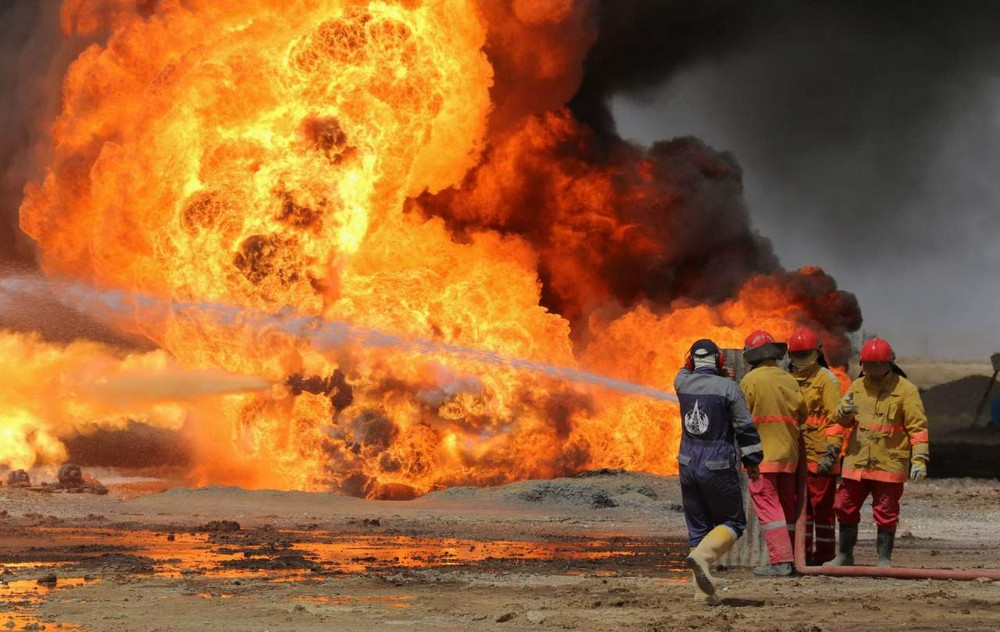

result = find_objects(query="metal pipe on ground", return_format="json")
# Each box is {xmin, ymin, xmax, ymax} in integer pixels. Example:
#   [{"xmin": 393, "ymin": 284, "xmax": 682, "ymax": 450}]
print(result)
[{"xmin": 791, "ymin": 445, "xmax": 1000, "ymax": 580}]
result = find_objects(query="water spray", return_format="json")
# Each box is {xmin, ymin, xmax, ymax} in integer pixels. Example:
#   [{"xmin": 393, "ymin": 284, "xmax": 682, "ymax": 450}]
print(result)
[{"xmin": 0, "ymin": 275, "xmax": 678, "ymax": 403}]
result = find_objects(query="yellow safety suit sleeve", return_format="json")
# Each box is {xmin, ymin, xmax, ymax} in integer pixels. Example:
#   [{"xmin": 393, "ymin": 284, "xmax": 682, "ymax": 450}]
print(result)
[
  {"xmin": 901, "ymin": 381, "xmax": 930, "ymax": 461},
  {"xmin": 819, "ymin": 369, "xmax": 844, "ymax": 450}
]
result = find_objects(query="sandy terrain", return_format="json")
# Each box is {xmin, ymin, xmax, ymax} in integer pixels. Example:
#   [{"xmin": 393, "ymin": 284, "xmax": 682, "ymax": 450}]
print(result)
[{"xmin": 2, "ymin": 471, "xmax": 999, "ymax": 632}]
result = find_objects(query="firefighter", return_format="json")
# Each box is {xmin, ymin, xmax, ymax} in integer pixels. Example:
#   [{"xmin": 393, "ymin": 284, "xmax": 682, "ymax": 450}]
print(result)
[
  {"xmin": 787, "ymin": 328, "xmax": 845, "ymax": 565},
  {"xmin": 740, "ymin": 330, "xmax": 808, "ymax": 576},
  {"xmin": 825, "ymin": 337, "xmax": 929, "ymax": 567},
  {"xmin": 676, "ymin": 339, "xmax": 764, "ymax": 604}
]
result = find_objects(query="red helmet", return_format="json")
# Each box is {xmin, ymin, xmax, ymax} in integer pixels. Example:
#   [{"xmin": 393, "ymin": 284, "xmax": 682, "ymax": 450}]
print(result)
[
  {"xmin": 742, "ymin": 329, "xmax": 787, "ymax": 365},
  {"xmin": 743, "ymin": 329, "xmax": 776, "ymax": 350},
  {"xmin": 788, "ymin": 328, "xmax": 821, "ymax": 353},
  {"xmin": 860, "ymin": 337, "xmax": 895, "ymax": 363}
]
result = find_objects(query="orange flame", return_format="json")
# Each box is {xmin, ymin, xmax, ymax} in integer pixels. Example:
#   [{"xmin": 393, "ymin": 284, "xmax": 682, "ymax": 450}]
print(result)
[
  {"xmin": 10, "ymin": 0, "xmax": 859, "ymax": 496},
  {"xmin": 0, "ymin": 329, "xmax": 268, "ymax": 471}
]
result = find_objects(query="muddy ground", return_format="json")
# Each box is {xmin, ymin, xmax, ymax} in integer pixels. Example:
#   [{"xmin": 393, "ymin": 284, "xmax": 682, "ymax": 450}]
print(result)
[{"xmin": 1, "ymin": 472, "xmax": 999, "ymax": 632}]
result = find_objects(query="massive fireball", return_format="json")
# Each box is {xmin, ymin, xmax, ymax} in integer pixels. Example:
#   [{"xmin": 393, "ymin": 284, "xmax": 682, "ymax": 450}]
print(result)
[{"xmin": 8, "ymin": 0, "xmax": 859, "ymax": 497}]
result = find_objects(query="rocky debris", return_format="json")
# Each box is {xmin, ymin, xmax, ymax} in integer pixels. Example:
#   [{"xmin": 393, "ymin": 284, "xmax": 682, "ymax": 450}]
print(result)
[
  {"xmin": 6, "ymin": 470, "xmax": 31, "ymax": 487},
  {"xmin": 198, "ymin": 520, "xmax": 241, "ymax": 533},
  {"xmin": 48, "ymin": 464, "xmax": 108, "ymax": 494},
  {"xmin": 58, "ymin": 463, "xmax": 83, "ymax": 486},
  {"xmin": 197, "ymin": 524, "xmax": 326, "ymax": 574},
  {"xmin": 6, "ymin": 464, "xmax": 108, "ymax": 494},
  {"xmin": 77, "ymin": 553, "xmax": 156, "ymax": 575},
  {"xmin": 37, "ymin": 573, "xmax": 57, "ymax": 586},
  {"xmin": 219, "ymin": 550, "xmax": 320, "ymax": 573}
]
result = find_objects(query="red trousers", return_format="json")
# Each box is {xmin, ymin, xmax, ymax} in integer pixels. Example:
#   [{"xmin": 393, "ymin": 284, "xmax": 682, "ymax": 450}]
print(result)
[
  {"xmin": 834, "ymin": 478, "xmax": 904, "ymax": 533},
  {"xmin": 748, "ymin": 472, "xmax": 797, "ymax": 564},
  {"xmin": 805, "ymin": 474, "xmax": 837, "ymax": 565}
]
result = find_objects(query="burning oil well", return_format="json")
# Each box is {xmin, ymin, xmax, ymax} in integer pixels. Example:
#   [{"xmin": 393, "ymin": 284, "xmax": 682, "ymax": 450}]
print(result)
[{"xmin": 0, "ymin": 0, "xmax": 861, "ymax": 499}]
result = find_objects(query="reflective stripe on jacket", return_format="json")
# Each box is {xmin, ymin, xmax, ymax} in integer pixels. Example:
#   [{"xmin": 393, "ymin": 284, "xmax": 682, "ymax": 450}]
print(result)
[
  {"xmin": 740, "ymin": 364, "xmax": 807, "ymax": 473},
  {"xmin": 793, "ymin": 365, "xmax": 845, "ymax": 474},
  {"xmin": 837, "ymin": 373, "xmax": 929, "ymax": 483}
]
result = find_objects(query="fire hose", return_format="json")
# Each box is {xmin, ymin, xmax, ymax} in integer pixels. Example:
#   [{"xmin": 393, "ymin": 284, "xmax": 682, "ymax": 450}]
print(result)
[{"xmin": 791, "ymin": 446, "xmax": 1000, "ymax": 580}]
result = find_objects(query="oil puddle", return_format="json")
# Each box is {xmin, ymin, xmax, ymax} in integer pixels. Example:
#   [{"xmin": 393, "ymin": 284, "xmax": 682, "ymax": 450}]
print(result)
[
  {"xmin": 1, "ymin": 528, "xmax": 687, "ymax": 627},
  {"xmin": 0, "ymin": 576, "xmax": 95, "ymax": 631},
  {"xmin": 296, "ymin": 535, "xmax": 618, "ymax": 571},
  {"xmin": 3, "ymin": 528, "xmax": 689, "ymax": 579}
]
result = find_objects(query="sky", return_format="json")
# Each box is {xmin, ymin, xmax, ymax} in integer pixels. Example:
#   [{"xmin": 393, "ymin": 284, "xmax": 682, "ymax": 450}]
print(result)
[{"xmin": 604, "ymin": 2, "xmax": 1000, "ymax": 359}]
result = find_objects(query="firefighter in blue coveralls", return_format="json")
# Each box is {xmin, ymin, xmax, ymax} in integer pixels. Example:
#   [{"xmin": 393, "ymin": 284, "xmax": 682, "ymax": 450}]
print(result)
[{"xmin": 677, "ymin": 339, "xmax": 764, "ymax": 605}]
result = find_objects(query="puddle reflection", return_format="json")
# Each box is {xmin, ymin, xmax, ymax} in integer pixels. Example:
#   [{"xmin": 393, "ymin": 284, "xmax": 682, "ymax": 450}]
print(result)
[
  {"xmin": 0, "ymin": 529, "xmax": 687, "ymax": 630},
  {"xmin": 0, "ymin": 576, "xmax": 96, "ymax": 631},
  {"xmin": 4, "ymin": 529, "xmax": 688, "ymax": 579},
  {"xmin": 294, "ymin": 535, "xmax": 630, "ymax": 573}
]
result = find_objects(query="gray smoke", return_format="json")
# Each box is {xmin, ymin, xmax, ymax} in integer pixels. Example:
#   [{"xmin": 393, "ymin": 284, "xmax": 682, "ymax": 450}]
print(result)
[
  {"xmin": 0, "ymin": 1, "xmax": 90, "ymax": 265},
  {"xmin": 594, "ymin": 1, "xmax": 1000, "ymax": 353},
  {"xmin": 0, "ymin": 2, "xmax": 149, "ymax": 347}
]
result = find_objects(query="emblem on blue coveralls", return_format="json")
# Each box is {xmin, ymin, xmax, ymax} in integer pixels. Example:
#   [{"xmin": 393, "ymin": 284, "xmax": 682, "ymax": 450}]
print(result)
[{"xmin": 684, "ymin": 400, "xmax": 710, "ymax": 435}]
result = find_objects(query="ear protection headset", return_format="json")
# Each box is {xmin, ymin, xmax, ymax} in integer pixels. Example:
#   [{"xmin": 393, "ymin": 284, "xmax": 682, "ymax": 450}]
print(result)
[{"xmin": 684, "ymin": 347, "xmax": 726, "ymax": 372}]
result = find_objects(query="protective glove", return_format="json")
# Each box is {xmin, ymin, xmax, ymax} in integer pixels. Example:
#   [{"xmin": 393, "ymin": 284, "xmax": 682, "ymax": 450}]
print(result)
[
  {"xmin": 837, "ymin": 393, "xmax": 857, "ymax": 419},
  {"xmin": 816, "ymin": 444, "xmax": 840, "ymax": 475},
  {"xmin": 909, "ymin": 456, "xmax": 928, "ymax": 482}
]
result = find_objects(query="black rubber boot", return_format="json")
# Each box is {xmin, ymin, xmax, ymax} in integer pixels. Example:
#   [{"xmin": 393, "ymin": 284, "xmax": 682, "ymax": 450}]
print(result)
[
  {"xmin": 877, "ymin": 530, "xmax": 895, "ymax": 568},
  {"xmin": 823, "ymin": 524, "xmax": 857, "ymax": 566}
]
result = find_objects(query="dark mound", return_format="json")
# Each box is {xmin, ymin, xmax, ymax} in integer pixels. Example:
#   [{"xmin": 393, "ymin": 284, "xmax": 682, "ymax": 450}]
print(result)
[
  {"xmin": 922, "ymin": 375, "xmax": 996, "ymax": 420},
  {"xmin": 919, "ymin": 375, "xmax": 1000, "ymax": 479},
  {"xmin": 63, "ymin": 421, "xmax": 192, "ymax": 468}
]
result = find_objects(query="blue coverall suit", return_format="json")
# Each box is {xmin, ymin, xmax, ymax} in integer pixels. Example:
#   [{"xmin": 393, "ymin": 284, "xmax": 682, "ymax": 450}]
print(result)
[{"xmin": 675, "ymin": 366, "xmax": 764, "ymax": 546}]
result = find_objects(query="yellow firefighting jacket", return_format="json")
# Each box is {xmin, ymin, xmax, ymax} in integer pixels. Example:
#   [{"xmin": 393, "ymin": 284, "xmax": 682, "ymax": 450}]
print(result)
[
  {"xmin": 740, "ymin": 364, "xmax": 808, "ymax": 474},
  {"xmin": 837, "ymin": 372, "xmax": 929, "ymax": 483},
  {"xmin": 793, "ymin": 364, "xmax": 846, "ymax": 474}
]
